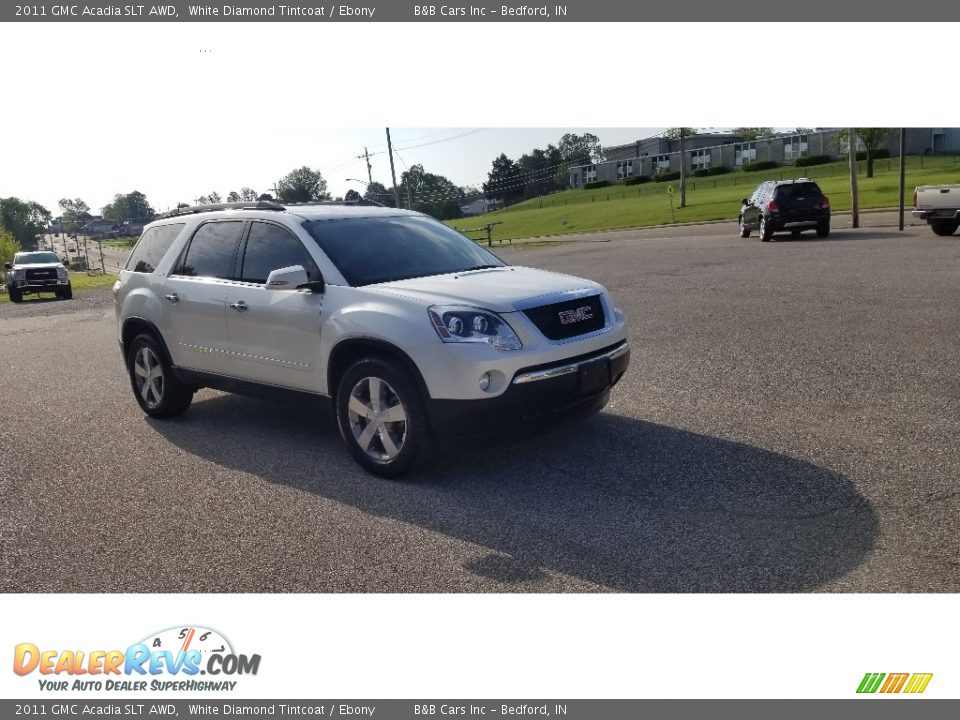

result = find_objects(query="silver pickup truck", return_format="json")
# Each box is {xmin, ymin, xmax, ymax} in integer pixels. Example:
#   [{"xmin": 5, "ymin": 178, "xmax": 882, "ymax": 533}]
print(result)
[{"xmin": 913, "ymin": 185, "xmax": 960, "ymax": 236}]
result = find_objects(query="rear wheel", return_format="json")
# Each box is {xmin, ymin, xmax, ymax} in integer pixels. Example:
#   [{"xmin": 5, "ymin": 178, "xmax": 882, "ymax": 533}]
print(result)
[
  {"xmin": 336, "ymin": 357, "xmax": 429, "ymax": 478},
  {"xmin": 126, "ymin": 333, "xmax": 193, "ymax": 418},
  {"xmin": 759, "ymin": 216, "xmax": 773, "ymax": 242},
  {"xmin": 816, "ymin": 221, "xmax": 831, "ymax": 238},
  {"xmin": 930, "ymin": 219, "xmax": 959, "ymax": 236},
  {"xmin": 739, "ymin": 216, "xmax": 750, "ymax": 238}
]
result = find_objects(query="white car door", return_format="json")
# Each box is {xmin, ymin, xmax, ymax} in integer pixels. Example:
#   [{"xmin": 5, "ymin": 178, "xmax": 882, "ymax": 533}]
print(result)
[
  {"xmin": 222, "ymin": 220, "xmax": 324, "ymax": 391},
  {"xmin": 162, "ymin": 220, "xmax": 245, "ymax": 373}
]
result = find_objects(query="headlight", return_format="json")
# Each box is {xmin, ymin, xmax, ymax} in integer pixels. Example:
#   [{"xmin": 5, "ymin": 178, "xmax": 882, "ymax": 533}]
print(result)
[
  {"xmin": 428, "ymin": 306, "xmax": 522, "ymax": 351},
  {"xmin": 57, "ymin": 267, "xmax": 68, "ymax": 278}
]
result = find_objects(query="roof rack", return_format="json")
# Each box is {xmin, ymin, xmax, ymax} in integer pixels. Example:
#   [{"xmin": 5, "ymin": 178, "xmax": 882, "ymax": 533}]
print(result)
[
  {"xmin": 283, "ymin": 198, "xmax": 386, "ymax": 208},
  {"xmin": 157, "ymin": 201, "xmax": 285, "ymax": 219}
]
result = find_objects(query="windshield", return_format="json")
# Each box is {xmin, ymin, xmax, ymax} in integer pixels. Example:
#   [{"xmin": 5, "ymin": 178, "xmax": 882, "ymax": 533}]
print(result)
[
  {"xmin": 302, "ymin": 215, "xmax": 505, "ymax": 286},
  {"xmin": 15, "ymin": 252, "xmax": 61, "ymax": 265}
]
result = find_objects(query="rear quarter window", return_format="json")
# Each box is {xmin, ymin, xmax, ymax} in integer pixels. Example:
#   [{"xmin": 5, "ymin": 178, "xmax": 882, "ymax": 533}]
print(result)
[{"xmin": 126, "ymin": 223, "xmax": 185, "ymax": 273}]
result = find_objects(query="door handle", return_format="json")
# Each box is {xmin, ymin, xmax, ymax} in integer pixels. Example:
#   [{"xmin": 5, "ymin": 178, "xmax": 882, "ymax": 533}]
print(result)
[
  {"xmin": 165, "ymin": 293, "xmax": 180, "ymax": 303},
  {"xmin": 229, "ymin": 300, "xmax": 248, "ymax": 311}
]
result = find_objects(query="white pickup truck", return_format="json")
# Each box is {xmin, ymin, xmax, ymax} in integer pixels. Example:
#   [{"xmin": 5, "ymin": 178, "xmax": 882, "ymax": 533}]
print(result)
[{"xmin": 913, "ymin": 185, "xmax": 960, "ymax": 236}]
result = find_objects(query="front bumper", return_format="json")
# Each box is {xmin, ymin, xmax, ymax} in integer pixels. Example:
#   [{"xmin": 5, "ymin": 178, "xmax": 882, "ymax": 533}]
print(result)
[
  {"xmin": 13, "ymin": 280, "xmax": 70, "ymax": 294},
  {"xmin": 426, "ymin": 340, "xmax": 630, "ymax": 439}
]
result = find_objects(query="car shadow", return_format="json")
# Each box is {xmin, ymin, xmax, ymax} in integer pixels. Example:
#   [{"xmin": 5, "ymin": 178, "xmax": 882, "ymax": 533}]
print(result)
[
  {"xmin": 767, "ymin": 229, "xmax": 906, "ymax": 243},
  {"xmin": 150, "ymin": 393, "xmax": 877, "ymax": 593}
]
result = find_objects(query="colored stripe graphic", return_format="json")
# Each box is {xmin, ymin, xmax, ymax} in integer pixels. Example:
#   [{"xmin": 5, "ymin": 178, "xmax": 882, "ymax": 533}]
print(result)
[
  {"xmin": 904, "ymin": 673, "xmax": 933, "ymax": 694},
  {"xmin": 857, "ymin": 673, "xmax": 885, "ymax": 693},
  {"xmin": 880, "ymin": 673, "xmax": 909, "ymax": 693}
]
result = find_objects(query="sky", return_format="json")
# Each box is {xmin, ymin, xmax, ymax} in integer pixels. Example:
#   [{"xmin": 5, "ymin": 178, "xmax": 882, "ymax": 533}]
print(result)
[{"xmin": 1, "ymin": 124, "xmax": 666, "ymax": 218}]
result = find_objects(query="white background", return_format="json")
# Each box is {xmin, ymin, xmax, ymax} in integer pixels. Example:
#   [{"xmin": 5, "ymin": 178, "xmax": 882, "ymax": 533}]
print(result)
[{"xmin": 1, "ymin": 20, "xmax": 957, "ymax": 700}]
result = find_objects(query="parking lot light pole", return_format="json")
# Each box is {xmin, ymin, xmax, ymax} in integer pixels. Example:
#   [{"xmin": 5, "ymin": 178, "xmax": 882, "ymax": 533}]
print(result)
[{"xmin": 898, "ymin": 128, "xmax": 906, "ymax": 231}]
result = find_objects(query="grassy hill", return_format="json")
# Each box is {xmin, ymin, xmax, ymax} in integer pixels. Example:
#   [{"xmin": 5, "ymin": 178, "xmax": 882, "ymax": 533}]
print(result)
[{"xmin": 449, "ymin": 155, "xmax": 960, "ymax": 242}]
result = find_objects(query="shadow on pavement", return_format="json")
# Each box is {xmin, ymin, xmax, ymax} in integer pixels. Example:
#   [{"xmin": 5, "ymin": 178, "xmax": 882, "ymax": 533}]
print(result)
[{"xmin": 151, "ymin": 394, "xmax": 877, "ymax": 592}]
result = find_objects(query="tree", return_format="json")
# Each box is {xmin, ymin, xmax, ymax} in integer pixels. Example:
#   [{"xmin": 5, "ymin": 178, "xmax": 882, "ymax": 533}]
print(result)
[
  {"xmin": 344, "ymin": 189, "xmax": 362, "ymax": 202},
  {"xmin": 277, "ymin": 166, "xmax": 331, "ymax": 203},
  {"xmin": 557, "ymin": 133, "xmax": 604, "ymax": 165},
  {"xmin": 665, "ymin": 127, "xmax": 698, "ymax": 140},
  {"xmin": 58, "ymin": 198, "xmax": 90, "ymax": 234},
  {"xmin": 363, "ymin": 181, "xmax": 394, "ymax": 207},
  {"xmin": 732, "ymin": 127, "xmax": 773, "ymax": 141},
  {"xmin": 483, "ymin": 154, "xmax": 524, "ymax": 205},
  {"xmin": 834, "ymin": 128, "xmax": 893, "ymax": 178},
  {"xmin": 257, "ymin": 193, "xmax": 274, "ymax": 202},
  {"xmin": 399, "ymin": 164, "xmax": 464, "ymax": 220},
  {"xmin": 0, "ymin": 197, "xmax": 51, "ymax": 250},
  {"xmin": 227, "ymin": 191, "xmax": 241, "ymax": 203},
  {"xmin": 0, "ymin": 226, "xmax": 19, "ymax": 269},
  {"xmin": 102, "ymin": 191, "xmax": 155, "ymax": 222},
  {"xmin": 239, "ymin": 187, "xmax": 258, "ymax": 202}
]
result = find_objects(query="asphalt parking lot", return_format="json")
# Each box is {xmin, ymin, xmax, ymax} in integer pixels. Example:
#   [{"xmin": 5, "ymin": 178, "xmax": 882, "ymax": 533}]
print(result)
[{"xmin": 2, "ymin": 220, "xmax": 958, "ymax": 592}]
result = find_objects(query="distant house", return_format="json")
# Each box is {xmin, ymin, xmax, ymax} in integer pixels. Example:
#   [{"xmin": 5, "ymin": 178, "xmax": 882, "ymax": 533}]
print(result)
[
  {"xmin": 459, "ymin": 197, "xmax": 503, "ymax": 216},
  {"xmin": 81, "ymin": 218, "xmax": 122, "ymax": 235}
]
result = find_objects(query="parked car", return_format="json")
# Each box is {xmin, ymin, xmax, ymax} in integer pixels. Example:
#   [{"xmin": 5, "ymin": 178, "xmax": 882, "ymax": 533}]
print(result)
[
  {"xmin": 912, "ymin": 184, "xmax": 960, "ymax": 236},
  {"xmin": 4, "ymin": 251, "xmax": 72, "ymax": 302},
  {"xmin": 739, "ymin": 179, "xmax": 831, "ymax": 241},
  {"xmin": 113, "ymin": 201, "xmax": 631, "ymax": 477}
]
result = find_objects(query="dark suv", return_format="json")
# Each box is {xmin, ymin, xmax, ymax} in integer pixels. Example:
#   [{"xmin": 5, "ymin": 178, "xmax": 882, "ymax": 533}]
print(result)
[{"xmin": 739, "ymin": 179, "xmax": 830, "ymax": 241}]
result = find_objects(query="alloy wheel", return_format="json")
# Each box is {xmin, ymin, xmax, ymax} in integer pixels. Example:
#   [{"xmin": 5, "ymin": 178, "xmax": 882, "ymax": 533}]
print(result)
[
  {"xmin": 347, "ymin": 376, "xmax": 408, "ymax": 462},
  {"xmin": 134, "ymin": 347, "xmax": 164, "ymax": 409}
]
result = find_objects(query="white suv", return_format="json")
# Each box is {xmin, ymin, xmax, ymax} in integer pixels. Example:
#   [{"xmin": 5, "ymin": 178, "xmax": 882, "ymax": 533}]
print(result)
[{"xmin": 113, "ymin": 202, "xmax": 630, "ymax": 477}]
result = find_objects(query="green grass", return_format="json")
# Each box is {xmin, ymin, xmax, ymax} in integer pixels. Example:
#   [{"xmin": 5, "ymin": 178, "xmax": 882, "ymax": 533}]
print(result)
[
  {"xmin": 101, "ymin": 236, "xmax": 138, "ymax": 248},
  {"xmin": 1, "ymin": 271, "xmax": 116, "ymax": 303},
  {"xmin": 449, "ymin": 155, "xmax": 960, "ymax": 241}
]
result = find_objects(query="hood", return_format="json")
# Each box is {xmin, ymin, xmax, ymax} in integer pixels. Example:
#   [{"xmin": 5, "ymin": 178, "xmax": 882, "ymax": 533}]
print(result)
[
  {"xmin": 365, "ymin": 266, "xmax": 602, "ymax": 313},
  {"xmin": 13, "ymin": 262, "xmax": 64, "ymax": 270}
]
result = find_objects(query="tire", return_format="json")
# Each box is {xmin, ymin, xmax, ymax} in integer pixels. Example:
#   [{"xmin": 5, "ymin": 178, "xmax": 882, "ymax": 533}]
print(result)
[
  {"xmin": 126, "ymin": 333, "xmax": 193, "ymax": 418},
  {"xmin": 60, "ymin": 285, "xmax": 73, "ymax": 300},
  {"xmin": 759, "ymin": 215, "xmax": 773, "ymax": 242},
  {"xmin": 739, "ymin": 216, "xmax": 750, "ymax": 238},
  {"xmin": 930, "ymin": 219, "xmax": 959, "ymax": 237},
  {"xmin": 816, "ymin": 221, "xmax": 830, "ymax": 238},
  {"xmin": 8, "ymin": 288, "xmax": 22, "ymax": 303},
  {"xmin": 335, "ymin": 357, "xmax": 429, "ymax": 478}
]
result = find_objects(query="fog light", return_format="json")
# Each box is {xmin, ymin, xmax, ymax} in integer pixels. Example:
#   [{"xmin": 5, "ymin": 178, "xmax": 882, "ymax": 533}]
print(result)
[{"xmin": 478, "ymin": 372, "xmax": 491, "ymax": 391}]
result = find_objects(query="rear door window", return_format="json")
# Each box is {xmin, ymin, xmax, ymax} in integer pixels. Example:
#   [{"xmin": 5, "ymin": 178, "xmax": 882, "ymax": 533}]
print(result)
[
  {"xmin": 126, "ymin": 223, "xmax": 184, "ymax": 273},
  {"xmin": 174, "ymin": 221, "xmax": 244, "ymax": 279}
]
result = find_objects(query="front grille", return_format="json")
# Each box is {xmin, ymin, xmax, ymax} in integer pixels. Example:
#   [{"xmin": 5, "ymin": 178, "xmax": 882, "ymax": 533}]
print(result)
[
  {"xmin": 523, "ymin": 294, "xmax": 606, "ymax": 340},
  {"xmin": 25, "ymin": 268, "xmax": 59, "ymax": 285}
]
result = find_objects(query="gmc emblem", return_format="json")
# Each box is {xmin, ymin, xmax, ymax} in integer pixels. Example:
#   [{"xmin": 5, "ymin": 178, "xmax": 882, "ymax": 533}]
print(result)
[{"xmin": 558, "ymin": 306, "xmax": 594, "ymax": 325}]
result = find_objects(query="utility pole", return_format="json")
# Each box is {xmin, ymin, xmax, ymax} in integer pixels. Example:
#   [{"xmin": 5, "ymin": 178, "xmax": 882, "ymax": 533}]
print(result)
[
  {"xmin": 358, "ymin": 147, "xmax": 373, "ymax": 185},
  {"xmin": 848, "ymin": 128, "xmax": 860, "ymax": 229},
  {"xmin": 386, "ymin": 128, "xmax": 401, "ymax": 209},
  {"xmin": 679, "ymin": 128, "xmax": 687, "ymax": 209},
  {"xmin": 898, "ymin": 128, "xmax": 906, "ymax": 231},
  {"xmin": 97, "ymin": 238, "xmax": 106, "ymax": 273}
]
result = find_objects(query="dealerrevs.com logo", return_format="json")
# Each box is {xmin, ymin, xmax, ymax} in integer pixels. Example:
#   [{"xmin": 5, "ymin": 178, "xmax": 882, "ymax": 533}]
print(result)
[
  {"xmin": 13, "ymin": 626, "xmax": 261, "ymax": 692},
  {"xmin": 857, "ymin": 673, "xmax": 933, "ymax": 695}
]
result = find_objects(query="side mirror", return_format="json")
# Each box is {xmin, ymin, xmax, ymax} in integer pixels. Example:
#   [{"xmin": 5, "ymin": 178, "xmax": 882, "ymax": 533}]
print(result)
[
  {"xmin": 741, "ymin": 198, "xmax": 750, "ymax": 205},
  {"xmin": 3, "ymin": 262, "xmax": 11, "ymax": 271},
  {"xmin": 265, "ymin": 265, "xmax": 322, "ymax": 292}
]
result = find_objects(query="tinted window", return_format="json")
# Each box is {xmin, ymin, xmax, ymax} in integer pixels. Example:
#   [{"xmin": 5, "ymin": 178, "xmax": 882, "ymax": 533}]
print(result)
[
  {"xmin": 176, "ymin": 221, "xmax": 243, "ymax": 279},
  {"xmin": 240, "ymin": 222, "xmax": 316, "ymax": 284},
  {"xmin": 302, "ymin": 215, "xmax": 504, "ymax": 286},
  {"xmin": 774, "ymin": 182, "xmax": 823, "ymax": 199},
  {"xmin": 126, "ymin": 223, "xmax": 184, "ymax": 273}
]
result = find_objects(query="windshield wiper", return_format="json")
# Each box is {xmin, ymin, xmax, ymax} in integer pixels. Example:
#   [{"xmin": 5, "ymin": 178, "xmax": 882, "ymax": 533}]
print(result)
[{"xmin": 457, "ymin": 265, "xmax": 502, "ymax": 272}]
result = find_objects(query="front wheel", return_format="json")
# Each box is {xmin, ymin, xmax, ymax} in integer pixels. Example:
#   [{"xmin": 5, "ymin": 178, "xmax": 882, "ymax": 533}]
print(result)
[
  {"xmin": 59, "ymin": 285, "xmax": 73, "ymax": 300},
  {"xmin": 126, "ymin": 333, "xmax": 193, "ymax": 418},
  {"xmin": 930, "ymin": 219, "xmax": 959, "ymax": 237},
  {"xmin": 336, "ymin": 358, "xmax": 429, "ymax": 478},
  {"xmin": 8, "ymin": 288, "xmax": 22, "ymax": 303}
]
